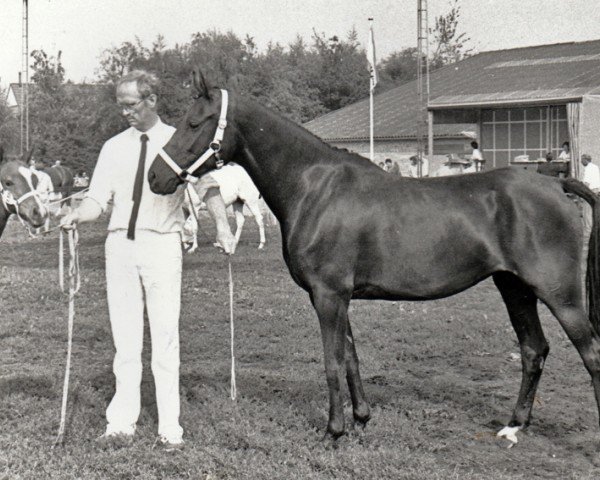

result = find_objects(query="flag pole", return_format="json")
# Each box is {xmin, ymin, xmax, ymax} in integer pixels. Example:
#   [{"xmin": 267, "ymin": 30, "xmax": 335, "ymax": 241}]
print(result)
[
  {"xmin": 368, "ymin": 18, "xmax": 377, "ymax": 163},
  {"xmin": 369, "ymin": 79, "xmax": 374, "ymax": 162}
]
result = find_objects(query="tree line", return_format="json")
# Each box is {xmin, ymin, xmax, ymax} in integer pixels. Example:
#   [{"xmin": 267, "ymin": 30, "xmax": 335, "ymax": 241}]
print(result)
[{"xmin": 0, "ymin": 2, "xmax": 471, "ymax": 175}]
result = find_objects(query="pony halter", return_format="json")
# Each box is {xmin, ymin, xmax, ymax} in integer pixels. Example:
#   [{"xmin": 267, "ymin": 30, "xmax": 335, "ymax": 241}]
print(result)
[
  {"xmin": 0, "ymin": 187, "xmax": 41, "ymax": 214},
  {"xmin": 159, "ymin": 89, "xmax": 229, "ymax": 184}
]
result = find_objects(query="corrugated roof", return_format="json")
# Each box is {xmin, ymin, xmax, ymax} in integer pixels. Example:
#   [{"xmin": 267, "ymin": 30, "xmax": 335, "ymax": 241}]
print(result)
[{"xmin": 304, "ymin": 39, "xmax": 600, "ymax": 141}]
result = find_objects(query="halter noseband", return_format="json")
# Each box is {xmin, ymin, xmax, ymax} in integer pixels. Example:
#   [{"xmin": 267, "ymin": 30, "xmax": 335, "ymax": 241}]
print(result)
[
  {"xmin": 159, "ymin": 89, "xmax": 229, "ymax": 184},
  {"xmin": 0, "ymin": 187, "xmax": 41, "ymax": 213}
]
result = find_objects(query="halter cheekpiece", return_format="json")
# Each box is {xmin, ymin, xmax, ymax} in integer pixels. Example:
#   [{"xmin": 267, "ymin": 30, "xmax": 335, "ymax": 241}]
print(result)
[{"xmin": 159, "ymin": 89, "xmax": 229, "ymax": 184}]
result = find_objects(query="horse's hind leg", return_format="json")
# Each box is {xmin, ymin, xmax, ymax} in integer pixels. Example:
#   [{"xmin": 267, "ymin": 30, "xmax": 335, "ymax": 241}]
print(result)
[
  {"xmin": 345, "ymin": 321, "xmax": 370, "ymax": 427},
  {"xmin": 232, "ymin": 201, "xmax": 245, "ymax": 244},
  {"xmin": 493, "ymin": 272, "xmax": 549, "ymax": 430},
  {"xmin": 310, "ymin": 285, "xmax": 350, "ymax": 438},
  {"xmin": 541, "ymin": 296, "xmax": 600, "ymax": 433},
  {"xmin": 244, "ymin": 200, "xmax": 265, "ymax": 249}
]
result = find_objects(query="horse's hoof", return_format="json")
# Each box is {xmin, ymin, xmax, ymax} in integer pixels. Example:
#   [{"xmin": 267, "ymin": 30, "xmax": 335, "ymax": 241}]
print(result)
[
  {"xmin": 354, "ymin": 416, "xmax": 370, "ymax": 430},
  {"xmin": 321, "ymin": 430, "xmax": 344, "ymax": 447},
  {"xmin": 497, "ymin": 425, "xmax": 521, "ymax": 445},
  {"xmin": 258, "ymin": 243, "xmax": 265, "ymax": 250}
]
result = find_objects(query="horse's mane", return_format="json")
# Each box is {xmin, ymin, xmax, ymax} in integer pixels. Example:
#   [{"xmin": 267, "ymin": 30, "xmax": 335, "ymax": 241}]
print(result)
[{"xmin": 231, "ymin": 90, "xmax": 378, "ymax": 169}]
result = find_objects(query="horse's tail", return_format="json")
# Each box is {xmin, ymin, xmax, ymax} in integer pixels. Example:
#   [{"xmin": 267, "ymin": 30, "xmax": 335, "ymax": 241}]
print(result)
[{"xmin": 561, "ymin": 177, "xmax": 600, "ymax": 333}]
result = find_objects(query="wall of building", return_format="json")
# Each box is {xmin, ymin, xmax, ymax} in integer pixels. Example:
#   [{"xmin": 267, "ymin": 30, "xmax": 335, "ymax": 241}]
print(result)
[
  {"xmin": 330, "ymin": 138, "xmax": 470, "ymax": 176},
  {"xmin": 581, "ymin": 96, "xmax": 600, "ymax": 169}
]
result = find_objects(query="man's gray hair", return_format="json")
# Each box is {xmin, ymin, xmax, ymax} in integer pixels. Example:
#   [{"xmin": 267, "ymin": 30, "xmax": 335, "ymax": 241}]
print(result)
[{"xmin": 117, "ymin": 70, "xmax": 160, "ymax": 98}]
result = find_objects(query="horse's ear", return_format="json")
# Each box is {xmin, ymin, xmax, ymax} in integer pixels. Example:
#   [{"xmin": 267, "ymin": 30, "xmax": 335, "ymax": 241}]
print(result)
[
  {"xmin": 226, "ymin": 74, "xmax": 242, "ymax": 93},
  {"xmin": 192, "ymin": 68, "xmax": 210, "ymax": 99},
  {"xmin": 24, "ymin": 145, "xmax": 35, "ymax": 164}
]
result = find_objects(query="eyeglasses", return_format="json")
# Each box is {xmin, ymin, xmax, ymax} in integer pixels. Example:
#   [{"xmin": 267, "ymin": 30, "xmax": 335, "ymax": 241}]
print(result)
[{"xmin": 117, "ymin": 97, "xmax": 146, "ymax": 113}]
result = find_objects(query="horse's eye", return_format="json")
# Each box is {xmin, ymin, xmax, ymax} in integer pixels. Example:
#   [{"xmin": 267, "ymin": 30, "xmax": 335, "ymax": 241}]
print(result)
[
  {"xmin": 188, "ymin": 119, "xmax": 201, "ymax": 128},
  {"xmin": 4, "ymin": 180, "xmax": 13, "ymax": 187}
]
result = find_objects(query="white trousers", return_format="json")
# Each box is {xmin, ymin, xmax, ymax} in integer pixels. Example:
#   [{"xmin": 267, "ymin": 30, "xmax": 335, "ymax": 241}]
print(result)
[{"xmin": 104, "ymin": 230, "xmax": 183, "ymax": 440}]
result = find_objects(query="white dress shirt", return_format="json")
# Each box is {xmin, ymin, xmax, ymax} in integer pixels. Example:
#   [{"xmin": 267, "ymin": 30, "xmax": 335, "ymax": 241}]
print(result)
[
  {"xmin": 583, "ymin": 161, "xmax": 600, "ymax": 192},
  {"xmin": 87, "ymin": 119, "xmax": 185, "ymax": 233}
]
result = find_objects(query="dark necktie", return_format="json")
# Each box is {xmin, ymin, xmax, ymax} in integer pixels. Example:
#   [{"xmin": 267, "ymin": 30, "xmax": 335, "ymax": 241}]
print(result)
[{"xmin": 127, "ymin": 133, "xmax": 149, "ymax": 240}]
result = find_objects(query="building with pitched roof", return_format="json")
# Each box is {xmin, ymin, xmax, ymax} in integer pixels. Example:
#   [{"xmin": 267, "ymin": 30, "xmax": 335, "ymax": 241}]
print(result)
[{"xmin": 304, "ymin": 39, "xmax": 600, "ymax": 178}]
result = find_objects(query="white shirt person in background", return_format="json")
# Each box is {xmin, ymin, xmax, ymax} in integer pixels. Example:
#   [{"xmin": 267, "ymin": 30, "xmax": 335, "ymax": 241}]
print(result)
[
  {"xmin": 582, "ymin": 153, "xmax": 600, "ymax": 193},
  {"xmin": 558, "ymin": 141, "xmax": 571, "ymax": 161},
  {"xmin": 60, "ymin": 70, "xmax": 236, "ymax": 450},
  {"xmin": 581, "ymin": 153, "xmax": 600, "ymax": 239},
  {"xmin": 408, "ymin": 155, "xmax": 429, "ymax": 178}
]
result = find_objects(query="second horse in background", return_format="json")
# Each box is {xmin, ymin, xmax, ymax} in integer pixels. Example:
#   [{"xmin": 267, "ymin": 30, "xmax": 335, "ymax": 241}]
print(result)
[{"xmin": 182, "ymin": 162, "xmax": 266, "ymax": 253}]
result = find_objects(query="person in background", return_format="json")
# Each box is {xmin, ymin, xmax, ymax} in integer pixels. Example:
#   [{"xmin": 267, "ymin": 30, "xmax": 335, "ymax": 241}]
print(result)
[
  {"xmin": 558, "ymin": 141, "xmax": 571, "ymax": 161},
  {"xmin": 470, "ymin": 141, "xmax": 485, "ymax": 171},
  {"xmin": 537, "ymin": 152, "xmax": 562, "ymax": 177},
  {"xmin": 470, "ymin": 141, "xmax": 483, "ymax": 162},
  {"xmin": 408, "ymin": 155, "xmax": 429, "ymax": 178},
  {"xmin": 378, "ymin": 161, "xmax": 386, "ymax": 170},
  {"xmin": 581, "ymin": 153, "xmax": 600, "ymax": 239},
  {"xmin": 385, "ymin": 158, "xmax": 401, "ymax": 175},
  {"xmin": 60, "ymin": 69, "xmax": 236, "ymax": 451},
  {"xmin": 582, "ymin": 154, "xmax": 599, "ymax": 192}
]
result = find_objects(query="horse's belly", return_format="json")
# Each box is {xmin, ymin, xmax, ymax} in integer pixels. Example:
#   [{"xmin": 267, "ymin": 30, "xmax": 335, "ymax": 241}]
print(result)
[{"xmin": 352, "ymin": 258, "xmax": 495, "ymax": 301}]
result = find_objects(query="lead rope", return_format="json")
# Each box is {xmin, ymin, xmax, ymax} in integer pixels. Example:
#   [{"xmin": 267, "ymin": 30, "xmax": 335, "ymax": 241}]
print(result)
[
  {"xmin": 228, "ymin": 257, "xmax": 236, "ymax": 400},
  {"xmin": 53, "ymin": 227, "xmax": 81, "ymax": 447},
  {"xmin": 185, "ymin": 186, "xmax": 236, "ymax": 400}
]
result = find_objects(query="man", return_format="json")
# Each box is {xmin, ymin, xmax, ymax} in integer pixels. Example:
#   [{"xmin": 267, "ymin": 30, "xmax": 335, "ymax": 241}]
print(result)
[
  {"xmin": 470, "ymin": 141, "xmax": 485, "ymax": 172},
  {"xmin": 537, "ymin": 152, "xmax": 562, "ymax": 178},
  {"xmin": 61, "ymin": 70, "xmax": 236, "ymax": 450},
  {"xmin": 581, "ymin": 153, "xmax": 600, "ymax": 238},
  {"xmin": 408, "ymin": 155, "xmax": 429, "ymax": 178},
  {"xmin": 384, "ymin": 158, "xmax": 399, "ymax": 175}
]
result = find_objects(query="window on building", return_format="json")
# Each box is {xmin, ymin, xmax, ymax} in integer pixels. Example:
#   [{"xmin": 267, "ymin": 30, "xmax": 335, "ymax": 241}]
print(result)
[{"xmin": 481, "ymin": 106, "xmax": 568, "ymax": 167}]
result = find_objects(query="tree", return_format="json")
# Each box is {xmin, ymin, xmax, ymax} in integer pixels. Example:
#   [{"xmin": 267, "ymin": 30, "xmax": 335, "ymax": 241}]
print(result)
[
  {"xmin": 310, "ymin": 28, "xmax": 371, "ymax": 112},
  {"xmin": 377, "ymin": 47, "xmax": 420, "ymax": 89},
  {"xmin": 0, "ymin": 87, "xmax": 20, "ymax": 153},
  {"xmin": 430, "ymin": 0, "xmax": 474, "ymax": 68}
]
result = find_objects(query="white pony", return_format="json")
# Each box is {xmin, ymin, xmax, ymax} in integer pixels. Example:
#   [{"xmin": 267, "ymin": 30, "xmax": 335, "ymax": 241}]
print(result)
[{"xmin": 182, "ymin": 163, "xmax": 266, "ymax": 253}]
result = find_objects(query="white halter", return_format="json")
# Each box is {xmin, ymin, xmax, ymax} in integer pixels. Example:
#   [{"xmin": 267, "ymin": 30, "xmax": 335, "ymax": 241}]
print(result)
[{"xmin": 159, "ymin": 89, "xmax": 229, "ymax": 184}]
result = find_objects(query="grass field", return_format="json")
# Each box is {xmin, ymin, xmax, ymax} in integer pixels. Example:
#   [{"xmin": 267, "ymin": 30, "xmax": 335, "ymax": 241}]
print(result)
[{"xmin": 1, "ymin": 214, "xmax": 600, "ymax": 479}]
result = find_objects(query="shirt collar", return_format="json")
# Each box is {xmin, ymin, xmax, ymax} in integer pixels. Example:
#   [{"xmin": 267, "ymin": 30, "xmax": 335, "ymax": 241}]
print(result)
[{"xmin": 131, "ymin": 118, "xmax": 165, "ymax": 141}]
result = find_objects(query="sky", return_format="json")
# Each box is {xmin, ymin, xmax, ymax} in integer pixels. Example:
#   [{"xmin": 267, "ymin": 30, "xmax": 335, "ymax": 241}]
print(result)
[{"xmin": 1, "ymin": 0, "xmax": 600, "ymax": 87}]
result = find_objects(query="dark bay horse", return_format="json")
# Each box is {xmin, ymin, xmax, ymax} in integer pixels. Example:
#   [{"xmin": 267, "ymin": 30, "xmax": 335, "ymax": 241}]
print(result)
[
  {"xmin": 147, "ymin": 69, "xmax": 600, "ymax": 441},
  {"xmin": 43, "ymin": 165, "xmax": 74, "ymax": 207},
  {"xmin": 0, "ymin": 146, "xmax": 48, "ymax": 234}
]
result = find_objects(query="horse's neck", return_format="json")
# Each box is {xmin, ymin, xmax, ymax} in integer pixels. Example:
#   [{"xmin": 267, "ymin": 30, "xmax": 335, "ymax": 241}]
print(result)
[{"xmin": 235, "ymin": 100, "xmax": 333, "ymax": 220}]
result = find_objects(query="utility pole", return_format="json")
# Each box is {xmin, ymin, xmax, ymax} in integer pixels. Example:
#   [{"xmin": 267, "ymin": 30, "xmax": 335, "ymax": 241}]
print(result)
[
  {"xmin": 20, "ymin": 0, "xmax": 29, "ymax": 155},
  {"xmin": 416, "ymin": 0, "xmax": 430, "ymax": 177}
]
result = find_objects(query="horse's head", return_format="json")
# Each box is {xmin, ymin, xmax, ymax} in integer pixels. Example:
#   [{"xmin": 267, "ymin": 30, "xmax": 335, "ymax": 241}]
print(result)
[
  {"xmin": 148, "ymin": 68, "xmax": 240, "ymax": 195},
  {"xmin": 0, "ymin": 150, "xmax": 47, "ymax": 228}
]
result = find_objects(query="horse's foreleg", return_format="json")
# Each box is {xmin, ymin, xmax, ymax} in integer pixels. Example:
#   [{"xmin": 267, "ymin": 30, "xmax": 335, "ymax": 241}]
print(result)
[
  {"xmin": 494, "ymin": 273, "xmax": 549, "ymax": 433},
  {"xmin": 345, "ymin": 321, "xmax": 370, "ymax": 427},
  {"xmin": 310, "ymin": 286, "xmax": 349, "ymax": 439},
  {"xmin": 245, "ymin": 200, "xmax": 265, "ymax": 249}
]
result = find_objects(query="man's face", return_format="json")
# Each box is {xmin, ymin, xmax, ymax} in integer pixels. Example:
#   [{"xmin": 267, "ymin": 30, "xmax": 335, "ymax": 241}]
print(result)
[
  {"xmin": 582, "ymin": 157, "xmax": 590, "ymax": 166},
  {"xmin": 116, "ymin": 81, "xmax": 157, "ymax": 132}
]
